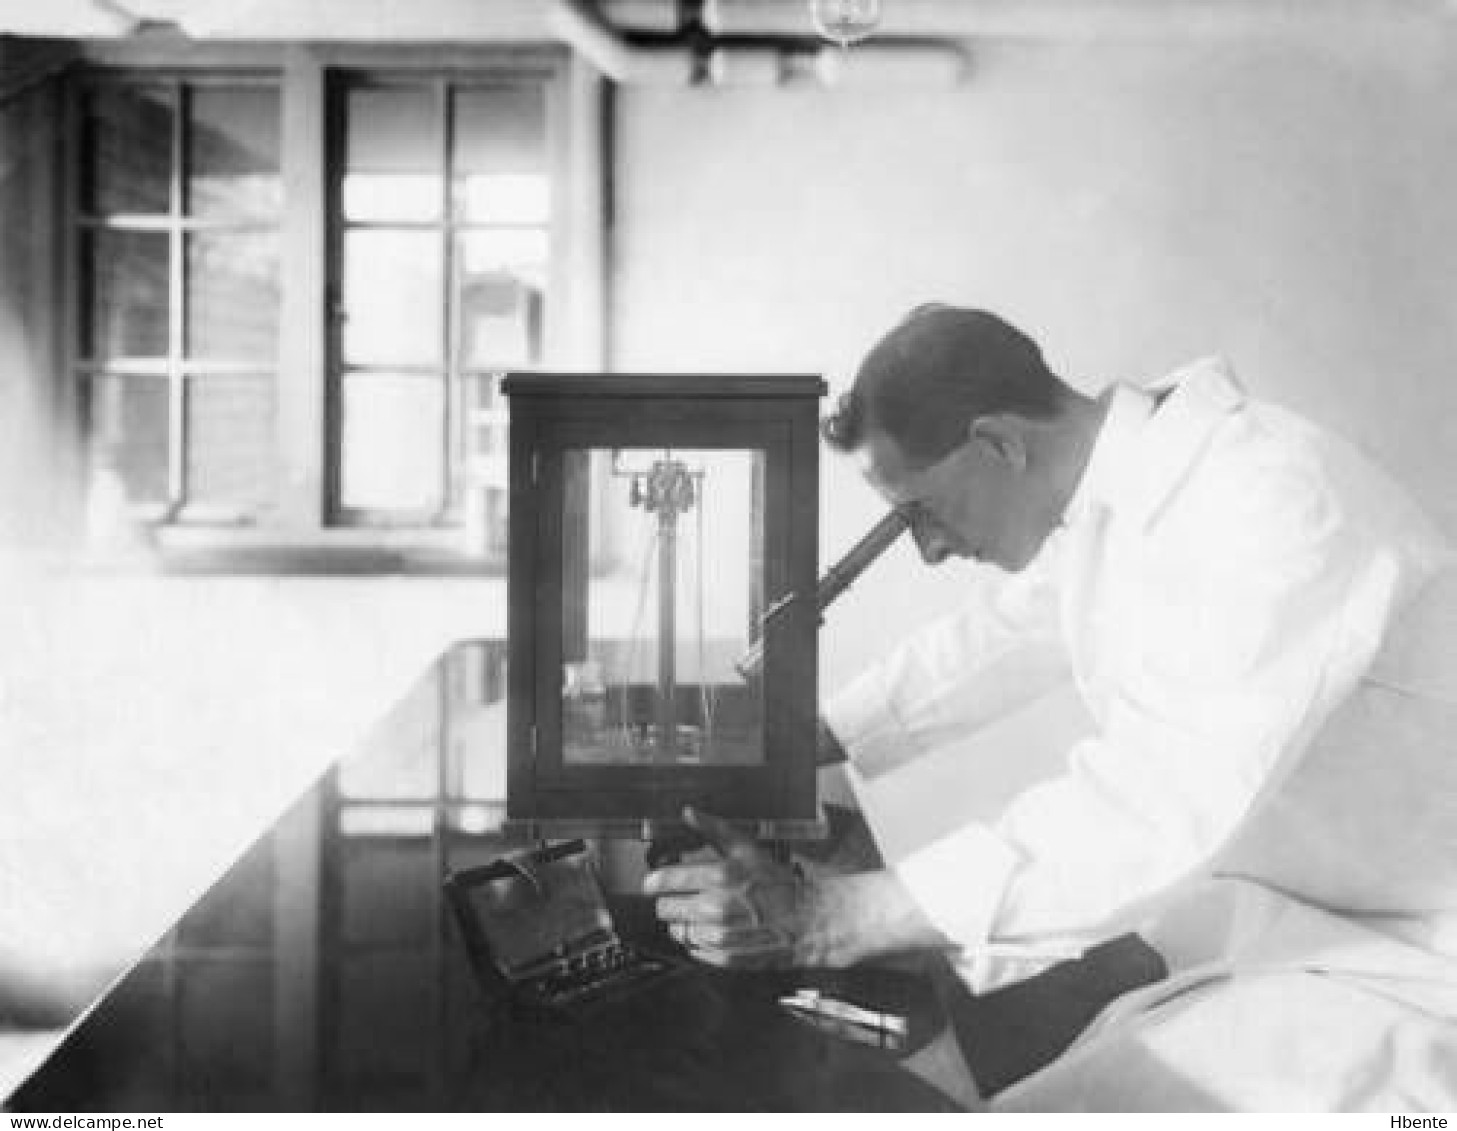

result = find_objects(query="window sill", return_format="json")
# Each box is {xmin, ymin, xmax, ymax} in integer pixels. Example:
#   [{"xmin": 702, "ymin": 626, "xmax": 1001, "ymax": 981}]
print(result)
[{"xmin": 79, "ymin": 527, "xmax": 507, "ymax": 578}]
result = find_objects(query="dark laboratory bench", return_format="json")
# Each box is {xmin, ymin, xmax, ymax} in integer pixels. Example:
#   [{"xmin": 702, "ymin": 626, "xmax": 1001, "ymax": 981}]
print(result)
[
  {"xmin": 4, "ymin": 791, "xmax": 957, "ymax": 1111},
  {"xmin": 5, "ymin": 634, "xmax": 1161, "ymax": 1112}
]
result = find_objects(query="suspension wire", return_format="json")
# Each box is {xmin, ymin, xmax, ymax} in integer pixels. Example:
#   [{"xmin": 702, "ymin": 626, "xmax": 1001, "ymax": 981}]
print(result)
[
  {"xmin": 619, "ymin": 515, "xmax": 659, "ymax": 752},
  {"xmin": 694, "ymin": 470, "xmax": 715, "ymax": 755}
]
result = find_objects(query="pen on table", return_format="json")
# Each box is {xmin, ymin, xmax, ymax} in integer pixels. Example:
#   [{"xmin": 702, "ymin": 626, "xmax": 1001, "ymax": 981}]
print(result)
[
  {"xmin": 777, "ymin": 943, "xmax": 1087, "ymax": 1048},
  {"xmin": 779, "ymin": 1007, "xmax": 906, "ymax": 1049},
  {"xmin": 777, "ymin": 989, "xmax": 909, "ymax": 1050},
  {"xmin": 779, "ymin": 988, "xmax": 909, "ymax": 1036},
  {"xmin": 962, "ymin": 940, "xmax": 1087, "ymax": 961}
]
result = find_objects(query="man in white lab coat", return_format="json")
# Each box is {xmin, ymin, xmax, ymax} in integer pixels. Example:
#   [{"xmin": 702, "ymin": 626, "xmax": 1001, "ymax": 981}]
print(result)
[{"xmin": 646, "ymin": 305, "xmax": 1457, "ymax": 1110}]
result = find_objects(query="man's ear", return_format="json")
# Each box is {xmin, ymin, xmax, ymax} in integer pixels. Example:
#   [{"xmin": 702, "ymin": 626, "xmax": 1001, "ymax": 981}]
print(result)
[{"xmin": 968, "ymin": 415, "xmax": 1029, "ymax": 472}]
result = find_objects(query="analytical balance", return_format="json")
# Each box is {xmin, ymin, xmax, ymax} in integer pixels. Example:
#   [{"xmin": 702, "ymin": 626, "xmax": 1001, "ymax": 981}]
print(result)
[{"xmin": 502, "ymin": 372, "xmax": 826, "ymax": 839}]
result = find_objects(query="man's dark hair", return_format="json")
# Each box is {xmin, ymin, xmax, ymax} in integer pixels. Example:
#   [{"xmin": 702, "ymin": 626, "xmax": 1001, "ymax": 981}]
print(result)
[{"xmin": 822, "ymin": 305, "xmax": 1067, "ymax": 469}]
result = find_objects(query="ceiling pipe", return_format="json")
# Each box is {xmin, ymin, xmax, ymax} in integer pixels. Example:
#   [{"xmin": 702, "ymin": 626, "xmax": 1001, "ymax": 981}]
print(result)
[
  {"xmin": 547, "ymin": 0, "xmax": 701, "ymax": 84},
  {"xmin": 548, "ymin": 0, "xmax": 967, "ymax": 87},
  {"xmin": 697, "ymin": 0, "xmax": 1451, "ymax": 40}
]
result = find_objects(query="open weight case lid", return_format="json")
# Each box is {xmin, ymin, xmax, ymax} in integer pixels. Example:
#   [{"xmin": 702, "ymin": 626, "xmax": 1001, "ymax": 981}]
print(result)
[{"xmin": 444, "ymin": 839, "xmax": 680, "ymax": 1016}]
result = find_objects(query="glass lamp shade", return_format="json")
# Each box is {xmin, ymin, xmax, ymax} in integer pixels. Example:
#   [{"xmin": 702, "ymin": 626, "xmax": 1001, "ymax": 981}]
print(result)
[{"xmin": 808, "ymin": 0, "xmax": 882, "ymax": 47}]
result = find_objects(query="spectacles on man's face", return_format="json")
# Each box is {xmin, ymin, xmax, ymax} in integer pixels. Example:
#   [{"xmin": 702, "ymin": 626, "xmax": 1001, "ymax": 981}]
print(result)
[
  {"xmin": 880, "ymin": 442, "xmax": 980, "ymax": 562},
  {"xmin": 886, "ymin": 500, "xmax": 954, "ymax": 565}
]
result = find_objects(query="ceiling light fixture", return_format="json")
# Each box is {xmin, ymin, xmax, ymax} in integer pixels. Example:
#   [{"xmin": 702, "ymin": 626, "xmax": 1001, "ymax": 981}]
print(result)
[{"xmin": 807, "ymin": 0, "xmax": 882, "ymax": 49}]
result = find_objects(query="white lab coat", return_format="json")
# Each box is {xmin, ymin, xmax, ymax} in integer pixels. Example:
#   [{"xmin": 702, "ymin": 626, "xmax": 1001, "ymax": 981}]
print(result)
[{"xmin": 825, "ymin": 358, "xmax": 1457, "ymax": 1110}]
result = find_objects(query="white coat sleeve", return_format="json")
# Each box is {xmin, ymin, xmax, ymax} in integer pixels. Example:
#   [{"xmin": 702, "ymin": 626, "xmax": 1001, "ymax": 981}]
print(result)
[
  {"xmin": 822, "ymin": 537, "xmax": 1069, "ymax": 780},
  {"xmin": 896, "ymin": 462, "xmax": 1401, "ymax": 986}
]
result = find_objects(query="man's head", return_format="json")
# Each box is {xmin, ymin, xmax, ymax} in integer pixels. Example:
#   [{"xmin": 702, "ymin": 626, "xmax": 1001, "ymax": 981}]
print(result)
[{"xmin": 824, "ymin": 305, "xmax": 1098, "ymax": 572}]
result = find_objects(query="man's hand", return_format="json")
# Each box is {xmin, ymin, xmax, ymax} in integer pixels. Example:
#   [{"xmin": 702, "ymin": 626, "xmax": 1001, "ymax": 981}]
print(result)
[
  {"xmin": 643, "ymin": 807, "xmax": 950, "ymax": 970},
  {"xmin": 643, "ymin": 807, "xmax": 814, "ymax": 969}
]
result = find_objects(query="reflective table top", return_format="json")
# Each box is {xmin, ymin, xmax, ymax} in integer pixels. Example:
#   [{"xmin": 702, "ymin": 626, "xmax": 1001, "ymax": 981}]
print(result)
[{"xmin": 8, "ymin": 643, "xmax": 957, "ymax": 1112}]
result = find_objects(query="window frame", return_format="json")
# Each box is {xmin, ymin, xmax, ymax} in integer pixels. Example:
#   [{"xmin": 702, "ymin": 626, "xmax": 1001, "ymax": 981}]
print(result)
[
  {"xmin": 323, "ymin": 67, "xmax": 557, "ymax": 539},
  {"xmin": 71, "ymin": 67, "xmax": 285, "ymax": 529},
  {"xmin": 66, "ymin": 41, "xmax": 604, "ymax": 576}
]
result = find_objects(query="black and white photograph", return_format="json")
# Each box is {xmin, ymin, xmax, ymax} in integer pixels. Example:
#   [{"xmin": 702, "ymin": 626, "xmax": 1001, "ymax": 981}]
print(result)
[{"xmin": 1, "ymin": 0, "xmax": 1455, "ymax": 1115}]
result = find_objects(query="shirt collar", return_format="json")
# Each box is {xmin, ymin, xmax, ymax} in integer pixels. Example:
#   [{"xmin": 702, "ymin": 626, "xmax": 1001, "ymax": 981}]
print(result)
[
  {"xmin": 1061, "ymin": 382, "xmax": 1157, "ymax": 528},
  {"xmin": 1063, "ymin": 356, "xmax": 1250, "ymax": 531}
]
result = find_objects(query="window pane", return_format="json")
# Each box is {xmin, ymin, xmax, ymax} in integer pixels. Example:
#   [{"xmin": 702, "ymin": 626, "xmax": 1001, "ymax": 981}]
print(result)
[
  {"xmin": 186, "ymin": 231, "xmax": 280, "ymax": 362},
  {"xmin": 458, "ymin": 174, "xmax": 549, "ymax": 225},
  {"xmin": 457, "ymin": 228, "xmax": 547, "ymax": 281},
  {"xmin": 187, "ymin": 86, "xmax": 282, "ymax": 218},
  {"xmin": 457, "ymin": 267, "xmax": 541, "ymax": 370},
  {"xmin": 452, "ymin": 642, "xmax": 509, "ymax": 801},
  {"xmin": 455, "ymin": 86, "xmax": 545, "ymax": 163},
  {"xmin": 460, "ymin": 376, "xmax": 508, "ymax": 555},
  {"xmin": 563, "ymin": 449, "xmax": 765, "ymax": 766},
  {"xmin": 447, "ymin": 803, "xmax": 507, "ymax": 834},
  {"xmin": 186, "ymin": 375, "xmax": 275, "ymax": 509},
  {"xmin": 80, "ymin": 85, "xmax": 173, "ymax": 216},
  {"xmin": 461, "ymin": 373, "xmax": 507, "ymax": 469},
  {"xmin": 343, "ymin": 174, "xmax": 440, "ymax": 223},
  {"xmin": 84, "ymin": 229, "xmax": 170, "ymax": 360},
  {"xmin": 90, "ymin": 374, "xmax": 170, "ymax": 504},
  {"xmin": 338, "ymin": 807, "xmax": 435, "ymax": 837},
  {"xmin": 342, "ymin": 230, "xmax": 443, "ymax": 368},
  {"xmin": 343, "ymin": 86, "xmax": 440, "ymax": 222},
  {"xmin": 460, "ymin": 478, "xmax": 509, "ymax": 559},
  {"xmin": 340, "ymin": 374, "xmax": 444, "ymax": 512},
  {"xmin": 455, "ymin": 86, "xmax": 548, "ymax": 223}
]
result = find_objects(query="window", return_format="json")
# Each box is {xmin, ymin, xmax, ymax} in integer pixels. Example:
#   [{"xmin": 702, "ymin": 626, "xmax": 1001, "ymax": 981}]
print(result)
[
  {"xmin": 76, "ymin": 75, "xmax": 283, "ymax": 526},
  {"xmin": 68, "ymin": 48, "xmax": 599, "ymax": 571},
  {"xmin": 330, "ymin": 75, "xmax": 551, "ymax": 557}
]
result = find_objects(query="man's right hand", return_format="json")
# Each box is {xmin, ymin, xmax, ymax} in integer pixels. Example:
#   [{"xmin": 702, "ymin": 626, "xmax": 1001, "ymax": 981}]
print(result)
[
  {"xmin": 643, "ymin": 807, "xmax": 815, "ymax": 969},
  {"xmin": 644, "ymin": 807, "xmax": 950, "ymax": 969}
]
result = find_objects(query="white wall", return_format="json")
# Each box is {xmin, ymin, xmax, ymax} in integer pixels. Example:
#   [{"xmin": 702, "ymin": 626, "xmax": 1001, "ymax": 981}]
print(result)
[
  {"xmin": 1, "ymin": 72, "xmax": 77, "ymax": 552},
  {"xmin": 608, "ymin": 25, "xmax": 1457, "ymax": 699}
]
